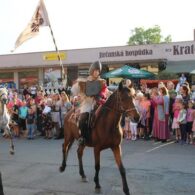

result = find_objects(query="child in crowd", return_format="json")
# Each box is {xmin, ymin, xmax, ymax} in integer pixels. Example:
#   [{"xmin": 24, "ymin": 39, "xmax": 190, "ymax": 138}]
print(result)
[
  {"xmin": 186, "ymin": 100, "xmax": 194, "ymax": 144},
  {"xmin": 26, "ymin": 107, "xmax": 35, "ymax": 139},
  {"xmin": 136, "ymin": 92, "xmax": 147, "ymax": 139},
  {"xmin": 124, "ymin": 116, "xmax": 131, "ymax": 140},
  {"xmin": 172, "ymin": 97, "xmax": 182, "ymax": 142},
  {"xmin": 177, "ymin": 101, "xmax": 187, "ymax": 145},
  {"xmin": 140, "ymin": 93, "xmax": 151, "ymax": 140},
  {"xmin": 42, "ymin": 99, "xmax": 53, "ymax": 139},
  {"xmin": 130, "ymin": 120, "xmax": 137, "ymax": 141},
  {"xmin": 192, "ymin": 111, "xmax": 195, "ymax": 145},
  {"xmin": 18, "ymin": 100, "xmax": 28, "ymax": 135}
]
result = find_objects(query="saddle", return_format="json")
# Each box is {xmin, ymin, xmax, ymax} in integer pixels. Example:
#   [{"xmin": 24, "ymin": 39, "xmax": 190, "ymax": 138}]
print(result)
[
  {"xmin": 69, "ymin": 110, "xmax": 95, "ymax": 128},
  {"xmin": 68, "ymin": 107, "xmax": 98, "ymax": 144}
]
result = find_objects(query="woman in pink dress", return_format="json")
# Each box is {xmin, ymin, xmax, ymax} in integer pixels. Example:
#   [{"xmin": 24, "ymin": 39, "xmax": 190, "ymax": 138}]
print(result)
[
  {"xmin": 150, "ymin": 88, "xmax": 159, "ymax": 140},
  {"xmin": 152, "ymin": 86, "xmax": 170, "ymax": 142}
]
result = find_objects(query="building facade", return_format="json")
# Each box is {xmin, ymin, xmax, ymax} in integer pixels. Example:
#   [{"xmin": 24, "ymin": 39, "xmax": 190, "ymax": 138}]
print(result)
[{"xmin": 1, "ymin": 40, "xmax": 195, "ymax": 90}]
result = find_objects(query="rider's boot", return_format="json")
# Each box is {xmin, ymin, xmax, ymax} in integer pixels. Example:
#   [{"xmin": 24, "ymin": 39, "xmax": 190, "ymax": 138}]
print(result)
[{"xmin": 78, "ymin": 113, "xmax": 88, "ymax": 145}]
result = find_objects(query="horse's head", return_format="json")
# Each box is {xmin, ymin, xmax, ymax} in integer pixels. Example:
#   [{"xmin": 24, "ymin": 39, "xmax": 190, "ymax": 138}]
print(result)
[
  {"xmin": 0, "ymin": 88, "xmax": 8, "ymax": 104},
  {"xmin": 117, "ymin": 81, "xmax": 140, "ymax": 123}
]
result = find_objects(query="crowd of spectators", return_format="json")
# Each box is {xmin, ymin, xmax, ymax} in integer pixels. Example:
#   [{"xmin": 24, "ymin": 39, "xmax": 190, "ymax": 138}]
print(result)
[
  {"xmin": 1, "ymin": 74, "xmax": 195, "ymax": 146},
  {"xmin": 122, "ymin": 76, "xmax": 195, "ymax": 145},
  {"xmin": 3, "ymin": 86, "xmax": 72, "ymax": 140}
]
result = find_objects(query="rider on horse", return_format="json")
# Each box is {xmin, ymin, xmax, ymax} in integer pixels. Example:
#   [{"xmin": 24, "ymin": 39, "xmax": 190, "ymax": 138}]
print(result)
[{"xmin": 71, "ymin": 61, "xmax": 108, "ymax": 145}]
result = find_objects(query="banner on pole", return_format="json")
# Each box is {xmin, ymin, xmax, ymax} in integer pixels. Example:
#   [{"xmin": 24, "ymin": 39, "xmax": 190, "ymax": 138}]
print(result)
[{"xmin": 13, "ymin": 0, "xmax": 50, "ymax": 51}]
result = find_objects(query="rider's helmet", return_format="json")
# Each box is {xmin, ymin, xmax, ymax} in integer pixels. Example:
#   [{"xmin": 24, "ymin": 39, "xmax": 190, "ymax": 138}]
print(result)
[{"xmin": 89, "ymin": 61, "xmax": 102, "ymax": 76}]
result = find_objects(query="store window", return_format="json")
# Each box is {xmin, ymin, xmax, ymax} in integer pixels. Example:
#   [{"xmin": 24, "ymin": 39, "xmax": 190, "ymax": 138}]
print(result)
[
  {"xmin": 18, "ymin": 71, "xmax": 38, "ymax": 89},
  {"xmin": 0, "ymin": 72, "xmax": 15, "ymax": 88}
]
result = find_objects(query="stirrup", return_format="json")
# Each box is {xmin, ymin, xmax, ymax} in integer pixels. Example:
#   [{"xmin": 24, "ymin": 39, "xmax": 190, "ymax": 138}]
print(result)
[{"xmin": 78, "ymin": 137, "xmax": 86, "ymax": 146}]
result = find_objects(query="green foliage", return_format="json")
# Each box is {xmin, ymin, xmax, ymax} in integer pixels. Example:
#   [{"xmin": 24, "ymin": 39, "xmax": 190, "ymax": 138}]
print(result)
[
  {"xmin": 163, "ymin": 35, "xmax": 172, "ymax": 43},
  {"xmin": 128, "ymin": 25, "xmax": 172, "ymax": 45}
]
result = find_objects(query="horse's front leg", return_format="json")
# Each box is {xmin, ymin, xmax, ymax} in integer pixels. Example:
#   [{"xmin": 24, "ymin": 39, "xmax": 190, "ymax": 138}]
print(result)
[
  {"xmin": 94, "ymin": 147, "xmax": 101, "ymax": 193},
  {"xmin": 77, "ymin": 145, "xmax": 87, "ymax": 182},
  {"xmin": 111, "ymin": 145, "xmax": 130, "ymax": 195},
  {"xmin": 0, "ymin": 172, "xmax": 4, "ymax": 195}
]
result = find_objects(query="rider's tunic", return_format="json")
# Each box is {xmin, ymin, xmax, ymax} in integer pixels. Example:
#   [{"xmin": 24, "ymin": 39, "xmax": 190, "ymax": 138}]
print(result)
[{"xmin": 71, "ymin": 76, "xmax": 107, "ymax": 114}]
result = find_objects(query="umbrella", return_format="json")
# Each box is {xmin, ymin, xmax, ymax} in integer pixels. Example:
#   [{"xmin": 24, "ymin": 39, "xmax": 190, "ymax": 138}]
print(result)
[{"xmin": 101, "ymin": 65, "xmax": 155, "ymax": 79}]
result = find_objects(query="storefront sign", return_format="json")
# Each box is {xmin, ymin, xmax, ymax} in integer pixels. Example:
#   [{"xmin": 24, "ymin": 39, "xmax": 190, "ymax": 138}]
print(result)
[
  {"xmin": 173, "ymin": 44, "xmax": 194, "ymax": 55},
  {"xmin": 0, "ymin": 78, "xmax": 14, "ymax": 83},
  {"xmin": 43, "ymin": 52, "xmax": 66, "ymax": 61},
  {"xmin": 165, "ymin": 44, "xmax": 195, "ymax": 56},
  {"xmin": 19, "ymin": 77, "xmax": 38, "ymax": 84},
  {"xmin": 99, "ymin": 49, "xmax": 153, "ymax": 58}
]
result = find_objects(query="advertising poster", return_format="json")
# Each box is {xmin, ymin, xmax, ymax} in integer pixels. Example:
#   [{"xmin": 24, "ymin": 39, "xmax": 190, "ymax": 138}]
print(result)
[{"xmin": 44, "ymin": 68, "xmax": 61, "ymax": 87}]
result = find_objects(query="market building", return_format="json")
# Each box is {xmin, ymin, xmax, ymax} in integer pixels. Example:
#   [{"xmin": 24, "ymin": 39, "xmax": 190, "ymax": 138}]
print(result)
[{"xmin": 1, "ymin": 40, "xmax": 195, "ymax": 90}]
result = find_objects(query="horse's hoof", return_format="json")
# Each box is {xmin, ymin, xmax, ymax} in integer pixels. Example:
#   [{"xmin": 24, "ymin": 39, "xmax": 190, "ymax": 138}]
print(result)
[
  {"xmin": 95, "ymin": 188, "xmax": 102, "ymax": 194},
  {"xmin": 10, "ymin": 150, "xmax": 14, "ymax": 155},
  {"xmin": 59, "ymin": 166, "xmax": 65, "ymax": 172},
  {"xmin": 81, "ymin": 177, "xmax": 88, "ymax": 182}
]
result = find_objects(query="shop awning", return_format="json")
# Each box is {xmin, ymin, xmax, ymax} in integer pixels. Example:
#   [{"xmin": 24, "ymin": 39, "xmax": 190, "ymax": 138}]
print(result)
[
  {"xmin": 166, "ymin": 60, "xmax": 195, "ymax": 73},
  {"xmin": 190, "ymin": 69, "xmax": 195, "ymax": 74}
]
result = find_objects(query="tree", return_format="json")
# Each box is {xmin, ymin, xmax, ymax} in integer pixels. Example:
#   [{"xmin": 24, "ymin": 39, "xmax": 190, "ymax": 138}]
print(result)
[{"xmin": 127, "ymin": 25, "xmax": 172, "ymax": 45}]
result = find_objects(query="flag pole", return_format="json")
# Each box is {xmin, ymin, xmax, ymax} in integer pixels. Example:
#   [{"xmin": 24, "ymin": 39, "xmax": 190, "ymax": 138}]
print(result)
[
  {"xmin": 48, "ymin": 24, "xmax": 66, "ymax": 82},
  {"xmin": 42, "ymin": 0, "xmax": 66, "ymax": 87}
]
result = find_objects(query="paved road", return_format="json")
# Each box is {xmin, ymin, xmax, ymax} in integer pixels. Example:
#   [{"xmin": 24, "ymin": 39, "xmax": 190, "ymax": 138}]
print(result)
[{"xmin": 0, "ymin": 137, "xmax": 195, "ymax": 195}]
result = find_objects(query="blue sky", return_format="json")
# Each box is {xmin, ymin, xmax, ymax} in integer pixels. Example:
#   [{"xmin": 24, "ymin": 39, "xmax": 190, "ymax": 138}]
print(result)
[{"xmin": 0, "ymin": 0, "xmax": 195, "ymax": 55}]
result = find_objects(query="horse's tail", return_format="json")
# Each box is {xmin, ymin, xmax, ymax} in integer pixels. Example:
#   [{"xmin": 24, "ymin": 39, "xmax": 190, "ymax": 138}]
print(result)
[{"xmin": 60, "ymin": 134, "xmax": 75, "ymax": 173}]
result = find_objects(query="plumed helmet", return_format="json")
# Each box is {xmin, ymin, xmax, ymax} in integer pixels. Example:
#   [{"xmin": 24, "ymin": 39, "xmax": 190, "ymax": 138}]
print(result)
[{"xmin": 89, "ymin": 61, "xmax": 102, "ymax": 75}]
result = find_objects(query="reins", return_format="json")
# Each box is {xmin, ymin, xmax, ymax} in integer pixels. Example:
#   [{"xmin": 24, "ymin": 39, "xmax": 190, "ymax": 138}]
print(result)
[{"xmin": 103, "ymin": 90, "xmax": 136, "ymax": 115}]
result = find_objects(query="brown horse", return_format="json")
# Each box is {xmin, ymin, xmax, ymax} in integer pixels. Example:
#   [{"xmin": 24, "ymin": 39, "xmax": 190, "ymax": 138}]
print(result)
[{"xmin": 59, "ymin": 81, "xmax": 140, "ymax": 195}]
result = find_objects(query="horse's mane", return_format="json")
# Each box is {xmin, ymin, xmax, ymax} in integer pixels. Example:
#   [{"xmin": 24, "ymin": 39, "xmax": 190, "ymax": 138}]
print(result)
[
  {"xmin": 96, "ymin": 90, "xmax": 118, "ymax": 121},
  {"xmin": 103, "ymin": 90, "xmax": 117, "ymax": 107}
]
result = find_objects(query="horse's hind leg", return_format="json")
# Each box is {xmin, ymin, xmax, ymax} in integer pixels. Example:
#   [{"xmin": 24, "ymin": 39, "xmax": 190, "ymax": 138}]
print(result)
[
  {"xmin": 94, "ymin": 147, "xmax": 101, "ymax": 193},
  {"xmin": 6, "ymin": 126, "xmax": 14, "ymax": 155},
  {"xmin": 77, "ymin": 145, "xmax": 87, "ymax": 182},
  {"xmin": 59, "ymin": 138, "xmax": 74, "ymax": 172},
  {"xmin": 112, "ymin": 146, "xmax": 130, "ymax": 195}
]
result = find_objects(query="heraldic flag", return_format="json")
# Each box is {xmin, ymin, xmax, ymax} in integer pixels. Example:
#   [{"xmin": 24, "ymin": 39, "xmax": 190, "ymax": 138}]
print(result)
[{"xmin": 13, "ymin": 0, "xmax": 50, "ymax": 50}]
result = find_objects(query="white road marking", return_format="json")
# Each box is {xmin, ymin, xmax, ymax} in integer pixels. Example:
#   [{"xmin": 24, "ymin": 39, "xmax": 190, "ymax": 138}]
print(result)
[
  {"xmin": 153, "ymin": 142, "xmax": 162, "ymax": 145},
  {"xmin": 146, "ymin": 141, "xmax": 175, "ymax": 153}
]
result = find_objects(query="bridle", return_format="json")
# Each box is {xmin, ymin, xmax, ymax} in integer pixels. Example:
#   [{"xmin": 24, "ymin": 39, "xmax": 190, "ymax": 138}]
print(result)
[
  {"xmin": 0, "ymin": 93, "xmax": 7, "ymax": 98},
  {"xmin": 0, "ymin": 92, "xmax": 8, "ymax": 104},
  {"xmin": 103, "ymin": 89, "xmax": 137, "ymax": 116}
]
